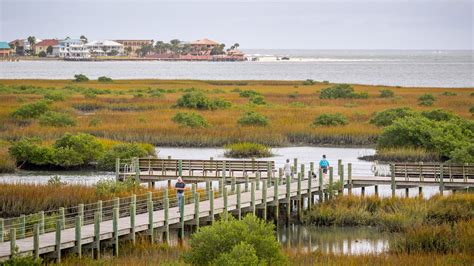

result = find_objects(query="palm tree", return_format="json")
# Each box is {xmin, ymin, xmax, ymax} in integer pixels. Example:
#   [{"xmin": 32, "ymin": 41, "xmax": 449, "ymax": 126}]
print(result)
[
  {"xmin": 27, "ymin": 36, "xmax": 36, "ymax": 55},
  {"xmin": 233, "ymin": 43, "xmax": 240, "ymax": 50},
  {"xmin": 80, "ymin": 35, "xmax": 88, "ymax": 43}
]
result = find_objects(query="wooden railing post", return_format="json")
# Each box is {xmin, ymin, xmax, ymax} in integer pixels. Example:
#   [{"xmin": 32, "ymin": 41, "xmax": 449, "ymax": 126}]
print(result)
[
  {"xmin": 55, "ymin": 219, "xmax": 62, "ymax": 263},
  {"xmin": 300, "ymin": 164, "xmax": 305, "ymax": 179},
  {"xmin": 348, "ymin": 163, "xmax": 352, "ymax": 195},
  {"xmin": 0, "ymin": 218, "xmax": 3, "ymax": 243},
  {"xmin": 78, "ymin": 204, "xmax": 84, "ymax": 226},
  {"xmin": 113, "ymin": 207, "xmax": 119, "ymax": 257},
  {"xmin": 209, "ymin": 189, "xmax": 214, "ymax": 224},
  {"xmin": 329, "ymin": 167, "xmax": 334, "ymax": 199},
  {"xmin": 178, "ymin": 160, "xmax": 183, "ymax": 177},
  {"xmin": 439, "ymin": 164, "xmax": 444, "ymax": 195},
  {"xmin": 97, "ymin": 200, "xmax": 103, "ymax": 222},
  {"xmin": 262, "ymin": 181, "xmax": 268, "ymax": 220},
  {"xmin": 297, "ymin": 173, "xmax": 302, "ymax": 221},
  {"xmin": 59, "ymin": 207, "xmax": 65, "ymax": 230},
  {"xmin": 130, "ymin": 194, "xmax": 136, "ymax": 245},
  {"xmin": 293, "ymin": 158, "xmax": 298, "ymax": 175},
  {"xmin": 135, "ymin": 157, "xmax": 140, "ymax": 182},
  {"xmin": 33, "ymin": 223, "xmax": 39, "ymax": 260},
  {"xmin": 310, "ymin": 162, "xmax": 314, "ymax": 174},
  {"xmin": 256, "ymin": 172, "xmax": 261, "ymax": 190},
  {"xmin": 194, "ymin": 188, "xmax": 200, "ymax": 229},
  {"xmin": 274, "ymin": 174, "xmax": 279, "ymax": 223},
  {"xmin": 75, "ymin": 216, "xmax": 81, "ymax": 258},
  {"xmin": 10, "ymin": 228, "xmax": 16, "ymax": 259},
  {"xmin": 164, "ymin": 197, "xmax": 169, "ymax": 244},
  {"xmin": 147, "ymin": 192, "xmax": 154, "ymax": 243},
  {"xmin": 94, "ymin": 212, "xmax": 100, "ymax": 259},
  {"xmin": 339, "ymin": 164, "xmax": 344, "ymax": 195},
  {"xmin": 115, "ymin": 158, "xmax": 120, "ymax": 181},
  {"xmin": 18, "ymin": 215, "xmax": 25, "ymax": 239},
  {"xmin": 236, "ymin": 184, "xmax": 241, "ymax": 220},
  {"xmin": 180, "ymin": 194, "xmax": 185, "ymax": 238},
  {"xmin": 223, "ymin": 187, "xmax": 228, "ymax": 220},
  {"xmin": 307, "ymin": 170, "xmax": 312, "ymax": 209},
  {"xmin": 251, "ymin": 182, "xmax": 256, "ymax": 215},
  {"xmin": 286, "ymin": 176, "xmax": 291, "ymax": 223},
  {"xmin": 391, "ymin": 164, "xmax": 396, "ymax": 198},
  {"xmin": 319, "ymin": 168, "xmax": 323, "ymax": 202}
]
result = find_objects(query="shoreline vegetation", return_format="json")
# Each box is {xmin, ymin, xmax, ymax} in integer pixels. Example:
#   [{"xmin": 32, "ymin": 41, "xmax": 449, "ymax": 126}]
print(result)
[{"xmin": 0, "ymin": 78, "xmax": 473, "ymax": 172}]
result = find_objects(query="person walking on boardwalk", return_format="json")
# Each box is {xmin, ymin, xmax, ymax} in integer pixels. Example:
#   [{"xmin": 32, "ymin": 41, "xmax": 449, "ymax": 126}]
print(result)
[
  {"xmin": 175, "ymin": 177, "xmax": 186, "ymax": 212},
  {"xmin": 319, "ymin": 155, "xmax": 330, "ymax": 177},
  {"xmin": 283, "ymin": 159, "xmax": 292, "ymax": 181}
]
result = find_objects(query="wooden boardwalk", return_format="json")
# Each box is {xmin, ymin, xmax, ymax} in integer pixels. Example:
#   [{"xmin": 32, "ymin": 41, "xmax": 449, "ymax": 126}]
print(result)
[{"xmin": 0, "ymin": 164, "xmax": 473, "ymax": 262}]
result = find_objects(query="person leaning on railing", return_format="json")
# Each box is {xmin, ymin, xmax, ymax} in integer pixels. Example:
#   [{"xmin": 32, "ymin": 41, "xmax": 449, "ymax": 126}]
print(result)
[{"xmin": 175, "ymin": 177, "xmax": 186, "ymax": 212}]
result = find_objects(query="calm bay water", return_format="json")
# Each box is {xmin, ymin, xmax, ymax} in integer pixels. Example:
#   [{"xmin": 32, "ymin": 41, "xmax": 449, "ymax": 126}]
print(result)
[{"xmin": 1, "ymin": 50, "xmax": 472, "ymax": 87}]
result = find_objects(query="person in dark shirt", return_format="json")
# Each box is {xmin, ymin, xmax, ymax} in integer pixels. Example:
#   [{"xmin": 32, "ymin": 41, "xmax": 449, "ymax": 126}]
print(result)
[{"xmin": 175, "ymin": 177, "xmax": 186, "ymax": 212}]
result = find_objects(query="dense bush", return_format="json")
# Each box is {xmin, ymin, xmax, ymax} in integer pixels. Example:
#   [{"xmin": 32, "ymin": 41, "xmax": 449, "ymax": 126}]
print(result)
[
  {"xmin": 97, "ymin": 143, "xmax": 155, "ymax": 171},
  {"xmin": 418, "ymin": 93, "xmax": 436, "ymax": 106},
  {"xmin": 74, "ymin": 74, "xmax": 89, "ymax": 82},
  {"xmin": 302, "ymin": 79, "xmax": 315, "ymax": 85},
  {"xmin": 421, "ymin": 109, "xmax": 456, "ymax": 121},
  {"xmin": 72, "ymin": 103, "xmax": 104, "ymax": 112},
  {"xmin": 237, "ymin": 111, "xmax": 269, "ymax": 126},
  {"xmin": 38, "ymin": 111, "xmax": 76, "ymax": 127},
  {"xmin": 370, "ymin": 107, "xmax": 414, "ymax": 127},
  {"xmin": 184, "ymin": 215, "xmax": 286, "ymax": 265},
  {"xmin": 249, "ymin": 95, "xmax": 266, "ymax": 105},
  {"xmin": 10, "ymin": 100, "xmax": 50, "ymax": 119},
  {"xmin": 469, "ymin": 105, "xmax": 474, "ymax": 115},
  {"xmin": 441, "ymin": 91, "xmax": 457, "ymax": 96},
  {"xmin": 377, "ymin": 114, "xmax": 474, "ymax": 162},
  {"xmin": 239, "ymin": 90, "xmax": 260, "ymax": 98},
  {"xmin": 43, "ymin": 91, "xmax": 66, "ymax": 101},
  {"xmin": 175, "ymin": 91, "xmax": 231, "ymax": 110},
  {"xmin": 312, "ymin": 113, "xmax": 348, "ymax": 126},
  {"xmin": 379, "ymin": 89, "xmax": 395, "ymax": 98},
  {"xmin": 224, "ymin": 142, "xmax": 272, "ymax": 158},
  {"xmin": 172, "ymin": 112, "xmax": 209, "ymax": 128},
  {"xmin": 98, "ymin": 76, "xmax": 113, "ymax": 82},
  {"xmin": 320, "ymin": 84, "xmax": 368, "ymax": 99}
]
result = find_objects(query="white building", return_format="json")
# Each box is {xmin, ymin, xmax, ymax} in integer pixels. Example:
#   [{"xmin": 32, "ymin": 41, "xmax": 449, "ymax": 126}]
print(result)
[
  {"xmin": 85, "ymin": 40, "xmax": 124, "ymax": 56},
  {"xmin": 52, "ymin": 38, "xmax": 90, "ymax": 59}
]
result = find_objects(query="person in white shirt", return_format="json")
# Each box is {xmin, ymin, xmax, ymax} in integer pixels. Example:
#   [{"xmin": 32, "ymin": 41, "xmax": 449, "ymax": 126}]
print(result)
[{"xmin": 283, "ymin": 159, "xmax": 292, "ymax": 181}]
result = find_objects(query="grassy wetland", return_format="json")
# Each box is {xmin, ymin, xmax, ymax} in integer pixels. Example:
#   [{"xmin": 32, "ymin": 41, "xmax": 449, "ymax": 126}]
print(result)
[{"xmin": 0, "ymin": 78, "xmax": 472, "ymax": 170}]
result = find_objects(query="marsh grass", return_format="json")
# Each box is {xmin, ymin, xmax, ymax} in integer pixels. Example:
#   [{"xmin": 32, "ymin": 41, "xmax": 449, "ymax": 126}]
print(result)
[
  {"xmin": 360, "ymin": 147, "xmax": 441, "ymax": 162},
  {"xmin": 224, "ymin": 142, "xmax": 273, "ymax": 158}
]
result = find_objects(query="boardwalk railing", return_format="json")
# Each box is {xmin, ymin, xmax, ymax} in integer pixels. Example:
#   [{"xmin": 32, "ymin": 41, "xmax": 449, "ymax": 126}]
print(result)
[
  {"xmin": 393, "ymin": 163, "xmax": 472, "ymax": 181},
  {"xmin": 0, "ymin": 161, "xmax": 472, "ymax": 262}
]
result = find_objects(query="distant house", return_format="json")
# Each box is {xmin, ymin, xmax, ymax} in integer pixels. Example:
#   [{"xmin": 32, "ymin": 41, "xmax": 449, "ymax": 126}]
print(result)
[
  {"xmin": 53, "ymin": 38, "xmax": 90, "ymax": 59},
  {"xmin": 115, "ymin": 40, "xmax": 153, "ymax": 55},
  {"xmin": 0, "ymin": 42, "xmax": 12, "ymax": 57},
  {"xmin": 34, "ymin": 39, "xmax": 59, "ymax": 55},
  {"xmin": 85, "ymin": 40, "xmax": 124, "ymax": 56},
  {"xmin": 9, "ymin": 39, "xmax": 25, "ymax": 55},
  {"xmin": 190, "ymin": 38, "xmax": 219, "ymax": 55}
]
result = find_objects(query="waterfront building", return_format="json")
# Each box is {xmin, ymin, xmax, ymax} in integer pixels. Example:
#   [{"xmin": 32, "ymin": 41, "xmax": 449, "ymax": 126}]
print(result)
[
  {"xmin": 65, "ymin": 45, "xmax": 91, "ymax": 60},
  {"xmin": 0, "ymin": 42, "xmax": 13, "ymax": 57},
  {"xmin": 52, "ymin": 38, "xmax": 85, "ymax": 57},
  {"xmin": 85, "ymin": 40, "xmax": 124, "ymax": 56},
  {"xmin": 34, "ymin": 39, "xmax": 59, "ymax": 55},
  {"xmin": 115, "ymin": 40, "xmax": 153, "ymax": 55},
  {"xmin": 190, "ymin": 38, "xmax": 219, "ymax": 54}
]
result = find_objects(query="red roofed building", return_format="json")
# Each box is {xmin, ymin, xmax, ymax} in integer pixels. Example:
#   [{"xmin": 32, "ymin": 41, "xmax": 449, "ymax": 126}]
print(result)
[
  {"xmin": 190, "ymin": 38, "xmax": 220, "ymax": 55},
  {"xmin": 34, "ymin": 39, "xmax": 59, "ymax": 55}
]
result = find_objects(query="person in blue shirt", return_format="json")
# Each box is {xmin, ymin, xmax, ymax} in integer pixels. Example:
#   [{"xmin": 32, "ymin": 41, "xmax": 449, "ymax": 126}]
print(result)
[
  {"xmin": 319, "ymin": 155, "xmax": 329, "ymax": 175},
  {"xmin": 175, "ymin": 177, "xmax": 186, "ymax": 212}
]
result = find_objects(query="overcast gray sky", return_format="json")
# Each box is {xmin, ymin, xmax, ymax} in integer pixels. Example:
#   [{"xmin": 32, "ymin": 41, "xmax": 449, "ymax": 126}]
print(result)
[{"xmin": 1, "ymin": 0, "xmax": 472, "ymax": 49}]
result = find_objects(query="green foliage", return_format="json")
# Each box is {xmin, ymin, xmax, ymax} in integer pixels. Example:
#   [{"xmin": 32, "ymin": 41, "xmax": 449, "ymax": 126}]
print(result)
[
  {"xmin": 3, "ymin": 246, "xmax": 42, "ymax": 265},
  {"xmin": 172, "ymin": 112, "xmax": 209, "ymax": 128},
  {"xmin": 237, "ymin": 111, "xmax": 269, "ymax": 126},
  {"xmin": 288, "ymin": 92, "xmax": 298, "ymax": 99},
  {"xmin": 95, "ymin": 177, "xmax": 140, "ymax": 197},
  {"xmin": 54, "ymin": 133, "xmax": 104, "ymax": 164},
  {"xmin": 418, "ymin": 93, "xmax": 436, "ymax": 106},
  {"xmin": 313, "ymin": 113, "xmax": 348, "ymax": 127},
  {"xmin": 43, "ymin": 91, "xmax": 66, "ymax": 101},
  {"xmin": 11, "ymin": 100, "xmax": 50, "ymax": 119},
  {"xmin": 239, "ymin": 90, "xmax": 260, "ymax": 98},
  {"xmin": 320, "ymin": 84, "xmax": 368, "ymax": 99},
  {"xmin": 421, "ymin": 109, "xmax": 456, "ymax": 121},
  {"xmin": 73, "ymin": 74, "xmax": 89, "ymax": 82},
  {"xmin": 38, "ymin": 111, "xmax": 76, "ymax": 127},
  {"xmin": 38, "ymin": 51, "xmax": 47, "ymax": 57},
  {"xmin": 379, "ymin": 89, "xmax": 395, "ymax": 98},
  {"xmin": 370, "ymin": 107, "xmax": 414, "ymax": 127},
  {"xmin": 448, "ymin": 144, "xmax": 474, "ymax": 163},
  {"xmin": 224, "ymin": 142, "xmax": 272, "ymax": 158},
  {"xmin": 72, "ymin": 103, "xmax": 104, "ymax": 112},
  {"xmin": 441, "ymin": 91, "xmax": 457, "ymax": 96},
  {"xmin": 97, "ymin": 143, "xmax": 155, "ymax": 171},
  {"xmin": 249, "ymin": 95, "xmax": 266, "ymax": 105},
  {"xmin": 302, "ymin": 79, "xmax": 315, "ymax": 85},
  {"xmin": 8, "ymin": 138, "xmax": 54, "ymax": 166},
  {"xmin": 377, "ymin": 114, "xmax": 474, "ymax": 162},
  {"xmin": 98, "ymin": 76, "xmax": 113, "ymax": 82},
  {"xmin": 175, "ymin": 91, "xmax": 231, "ymax": 110},
  {"xmin": 89, "ymin": 117, "xmax": 102, "ymax": 127},
  {"xmin": 184, "ymin": 215, "xmax": 286, "ymax": 265},
  {"xmin": 469, "ymin": 105, "xmax": 474, "ymax": 115}
]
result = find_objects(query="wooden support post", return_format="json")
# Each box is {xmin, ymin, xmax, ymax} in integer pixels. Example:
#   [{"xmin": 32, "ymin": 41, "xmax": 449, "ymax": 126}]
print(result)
[
  {"xmin": 59, "ymin": 207, "xmax": 65, "ymax": 230},
  {"xmin": 361, "ymin": 187, "xmax": 365, "ymax": 197},
  {"xmin": 310, "ymin": 162, "xmax": 314, "ymax": 173},
  {"xmin": 33, "ymin": 223, "xmax": 39, "ymax": 260},
  {"xmin": 135, "ymin": 157, "xmax": 140, "ymax": 182},
  {"xmin": 245, "ymin": 174, "xmax": 250, "ymax": 192},
  {"xmin": 178, "ymin": 160, "xmax": 183, "ymax": 177},
  {"xmin": 297, "ymin": 173, "xmax": 302, "ymax": 221},
  {"xmin": 405, "ymin": 188, "xmax": 409, "ymax": 198},
  {"xmin": 348, "ymin": 163, "xmax": 353, "ymax": 195},
  {"xmin": 0, "ymin": 218, "xmax": 3, "ymax": 243},
  {"xmin": 391, "ymin": 164, "xmax": 396, "ymax": 198},
  {"xmin": 318, "ymin": 168, "xmax": 323, "ymax": 202},
  {"xmin": 209, "ymin": 189, "xmax": 214, "ymax": 224},
  {"xmin": 147, "ymin": 192, "xmax": 154, "ymax": 243},
  {"xmin": 78, "ymin": 204, "xmax": 84, "ymax": 226},
  {"xmin": 419, "ymin": 187, "xmax": 423, "ymax": 196},
  {"xmin": 55, "ymin": 219, "xmax": 62, "ymax": 263},
  {"xmin": 222, "ymin": 160, "xmax": 227, "ymax": 186},
  {"xmin": 130, "ymin": 194, "xmax": 136, "ymax": 245},
  {"xmin": 300, "ymin": 164, "xmax": 305, "ymax": 179},
  {"xmin": 307, "ymin": 170, "xmax": 312, "ymax": 209},
  {"xmin": 439, "ymin": 164, "xmax": 444, "ymax": 195},
  {"xmin": 267, "ymin": 161, "xmax": 273, "ymax": 185},
  {"xmin": 115, "ymin": 158, "xmax": 120, "ymax": 181},
  {"xmin": 251, "ymin": 182, "xmax": 256, "ymax": 215},
  {"xmin": 9, "ymin": 228, "xmax": 16, "ymax": 258},
  {"xmin": 97, "ymin": 200, "xmax": 103, "ymax": 222},
  {"xmin": 180, "ymin": 194, "xmax": 185, "ymax": 238},
  {"xmin": 113, "ymin": 207, "xmax": 119, "ymax": 257},
  {"xmin": 286, "ymin": 176, "xmax": 291, "ymax": 224},
  {"xmin": 114, "ymin": 197, "xmax": 120, "ymax": 210},
  {"xmin": 339, "ymin": 164, "xmax": 344, "ymax": 195},
  {"xmin": 194, "ymin": 190, "xmax": 200, "ymax": 229},
  {"xmin": 75, "ymin": 216, "xmax": 81, "ymax": 258},
  {"xmin": 274, "ymin": 175, "xmax": 279, "ymax": 223},
  {"xmin": 374, "ymin": 185, "xmax": 379, "ymax": 196},
  {"xmin": 236, "ymin": 184, "xmax": 242, "ymax": 220},
  {"xmin": 94, "ymin": 212, "xmax": 100, "ymax": 259},
  {"xmin": 231, "ymin": 175, "xmax": 236, "ymax": 193},
  {"xmin": 338, "ymin": 159, "xmax": 342, "ymax": 177},
  {"xmin": 223, "ymin": 187, "xmax": 228, "ymax": 220},
  {"xmin": 329, "ymin": 167, "xmax": 334, "ymax": 199},
  {"xmin": 38, "ymin": 211, "xmax": 44, "ymax": 235},
  {"xmin": 293, "ymin": 158, "xmax": 298, "ymax": 174},
  {"xmin": 256, "ymin": 172, "xmax": 261, "ymax": 190},
  {"xmin": 206, "ymin": 181, "xmax": 210, "ymax": 194},
  {"xmin": 262, "ymin": 181, "xmax": 267, "ymax": 220},
  {"xmin": 18, "ymin": 215, "xmax": 25, "ymax": 239},
  {"xmin": 164, "ymin": 197, "xmax": 169, "ymax": 244}
]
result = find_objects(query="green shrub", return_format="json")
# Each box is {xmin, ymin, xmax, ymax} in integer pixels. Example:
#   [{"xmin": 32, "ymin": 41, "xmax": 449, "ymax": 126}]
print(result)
[
  {"xmin": 184, "ymin": 215, "xmax": 286, "ymax": 265},
  {"xmin": 370, "ymin": 107, "xmax": 414, "ymax": 127},
  {"xmin": 469, "ymin": 105, "xmax": 474, "ymax": 115},
  {"xmin": 237, "ymin": 111, "xmax": 269, "ymax": 126},
  {"xmin": 95, "ymin": 177, "xmax": 140, "ymax": 197},
  {"xmin": 38, "ymin": 111, "xmax": 76, "ymax": 127},
  {"xmin": 312, "ymin": 113, "xmax": 348, "ymax": 126},
  {"xmin": 98, "ymin": 76, "xmax": 113, "ymax": 82},
  {"xmin": 249, "ymin": 95, "xmax": 266, "ymax": 105},
  {"xmin": 421, "ymin": 109, "xmax": 456, "ymax": 121},
  {"xmin": 51, "ymin": 147, "xmax": 85, "ymax": 167},
  {"xmin": 441, "ymin": 91, "xmax": 457, "ymax": 96},
  {"xmin": 9, "ymin": 138, "xmax": 54, "ymax": 166},
  {"xmin": 97, "ymin": 143, "xmax": 155, "ymax": 171},
  {"xmin": 303, "ymin": 79, "xmax": 315, "ymax": 85},
  {"xmin": 175, "ymin": 91, "xmax": 231, "ymax": 110},
  {"xmin": 74, "ymin": 74, "xmax": 89, "ymax": 82},
  {"xmin": 89, "ymin": 117, "xmax": 102, "ymax": 127},
  {"xmin": 224, "ymin": 142, "xmax": 272, "ymax": 158},
  {"xmin": 11, "ymin": 100, "xmax": 50, "ymax": 119},
  {"xmin": 288, "ymin": 92, "xmax": 298, "ymax": 99},
  {"xmin": 418, "ymin": 93, "xmax": 436, "ymax": 106},
  {"xmin": 320, "ymin": 84, "xmax": 368, "ymax": 99},
  {"xmin": 379, "ymin": 89, "xmax": 395, "ymax": 98},
  {"xmin": 72, "ymin": 103, "xmax": 104, "ymax": 112},
  {"xmin": 54, "ymin": 133, "xmax": 104, "ymax": 165},
  {"xmin": 172, "ymin": 112, "xmax": 209, "ymax": 128},
  {"xmin": 289, "ymin": 102, "xmax": 306, "ymax": 108},
  {"xmin": 44, "ymin": 91, "xmax": 66, "ymax": 101},
  {"xmin": 239, "ymin": 90, "xmax": 260, "ymax": 98}
]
